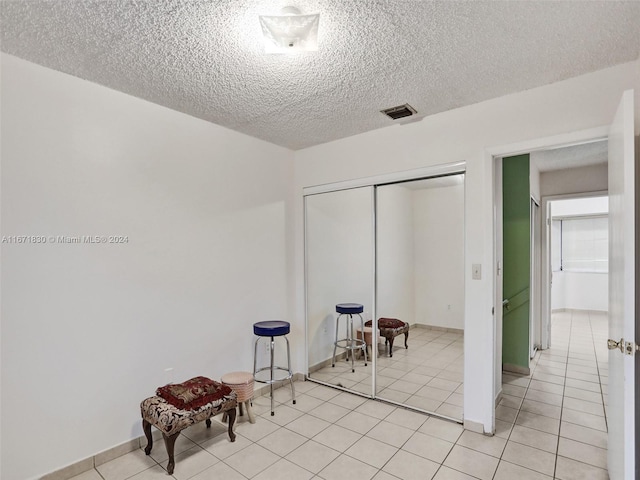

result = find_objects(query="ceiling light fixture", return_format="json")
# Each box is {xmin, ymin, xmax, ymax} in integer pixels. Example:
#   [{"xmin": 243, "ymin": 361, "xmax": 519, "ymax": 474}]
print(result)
[{"xmin": 259, "ymin": 6, "xmax": 320, "ymax": 54}]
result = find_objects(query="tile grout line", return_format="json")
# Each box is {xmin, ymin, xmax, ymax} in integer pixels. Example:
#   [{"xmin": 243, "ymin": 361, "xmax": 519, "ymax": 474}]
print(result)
[
  {"xmin": 282, "ymin": 315, "xmax": 602, "ymax": 479},
  {"xmin": 493, "ymin": 311, "xmax": 593, "ymax": 479},
  {"xmin": 492, "ymin": 349, "xmax": 548, "ymax": 480},
  {"xmin": 589, "ymin": 311, "xmax": 609, "ymax": 432},
  {"xmin": 552, "ymin": 310, "xmax": 609, "ymax": 475},
  {"xmin": 257, "ymin": 385, "xmax": 400, "ymax": 479},
  {"xmin": 552, "ymin": 309, "xmax": 572, "ymax": 480}
]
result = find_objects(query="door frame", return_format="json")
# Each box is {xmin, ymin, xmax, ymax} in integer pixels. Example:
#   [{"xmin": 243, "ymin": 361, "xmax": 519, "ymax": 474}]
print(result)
[
  {"xmin": 530, "ymin": 196, "xmax": 541, "ymax": 359},
  {"xmin": 486, "ymin": 125, "xmax": 610, "ymax": 428}
]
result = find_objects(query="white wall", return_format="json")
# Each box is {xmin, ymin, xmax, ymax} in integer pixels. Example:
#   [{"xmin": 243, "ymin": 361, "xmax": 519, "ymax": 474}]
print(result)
[
  {"xmin": 294, "ymin": 59, "xmax": 640, "ymax": 433},
  {"xmin": 540, "ymin": 163, "xmax": 608, "ymax": 197},
  {"xmin": 0, "ymin": 54, "xmax": 295, "ymax": 480},
  {"xmin": 413, "ymin": 184, "xmax": 465, "ymax": 330},
  {"xmin": 551, "ymin": 272, "xmax": 608, "ymax": 311},
  {"xmin": 376, "ymin": 184, "xmax": 415, "ymax": 324}
]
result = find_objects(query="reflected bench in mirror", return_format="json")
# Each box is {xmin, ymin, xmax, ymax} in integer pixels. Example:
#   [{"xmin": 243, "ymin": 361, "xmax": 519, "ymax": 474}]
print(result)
[{"xmin": 365, "ymin": 318, "xmax": 409, "ymax": 357}]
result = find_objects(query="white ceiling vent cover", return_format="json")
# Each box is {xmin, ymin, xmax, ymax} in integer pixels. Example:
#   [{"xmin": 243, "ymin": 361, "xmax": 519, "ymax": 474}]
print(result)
[{"xmin": 381, "ymin": 104, "xmax": 417, "ymax": 120}]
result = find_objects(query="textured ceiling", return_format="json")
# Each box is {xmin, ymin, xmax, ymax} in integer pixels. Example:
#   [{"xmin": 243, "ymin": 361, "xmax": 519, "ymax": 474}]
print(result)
[
  {"xmin": 1, "ymin": 1, "xmax": 639, "ymax": 150},
  {"xmin": 531, "ymin": 140, "xmax": 609, "ymax": 172}
]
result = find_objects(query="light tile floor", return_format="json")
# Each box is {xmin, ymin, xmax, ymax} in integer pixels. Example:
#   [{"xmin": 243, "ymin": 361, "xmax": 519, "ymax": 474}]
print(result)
[
  {"xmin": 312, "ymin": 326, "xmax": 464, "ymax": 420},
  {"xmin": 72, "ymin": 310, "xmax": 608, "ymax": 480}
]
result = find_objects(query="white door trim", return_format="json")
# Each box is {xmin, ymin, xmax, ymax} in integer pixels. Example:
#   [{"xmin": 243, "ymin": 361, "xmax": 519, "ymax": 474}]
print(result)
[{"xmin": 485, "ymin": 124, "xmax": 610, "ymax": 433}]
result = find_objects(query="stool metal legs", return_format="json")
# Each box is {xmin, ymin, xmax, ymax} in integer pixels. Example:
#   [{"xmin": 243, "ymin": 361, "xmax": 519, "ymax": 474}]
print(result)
[
  {"xmin": 285, "ymin": 335, "xmax": 296, "ymax": 407},
  {"xmin": 253, "ymin": 335, "xmax": 296, "ymax": 416},
  {"xmin": 332, "ymin": 313, "xmax": 368, "ymax": 372}
]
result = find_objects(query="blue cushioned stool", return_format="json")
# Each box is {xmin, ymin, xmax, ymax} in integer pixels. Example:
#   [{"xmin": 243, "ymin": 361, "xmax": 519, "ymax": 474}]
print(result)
[
  {"xmin": 253, "ymin": 320, "xmax": 296, "ymax": 416},
  {"xmin": 332, "ymin": 303, "xmax": 368, "ymax": 373}
]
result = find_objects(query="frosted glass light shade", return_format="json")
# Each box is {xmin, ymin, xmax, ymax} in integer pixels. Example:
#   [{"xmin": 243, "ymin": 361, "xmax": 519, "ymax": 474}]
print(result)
[{"xmin": 259, "ymin": 9, "xmax": 319, "ymax": 53}]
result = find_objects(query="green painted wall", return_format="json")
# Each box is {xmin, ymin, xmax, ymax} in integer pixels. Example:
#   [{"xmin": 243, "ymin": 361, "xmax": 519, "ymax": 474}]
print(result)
[{"xmin": 502, "ymin": 154, "xmax": 530, "ymax": 371}]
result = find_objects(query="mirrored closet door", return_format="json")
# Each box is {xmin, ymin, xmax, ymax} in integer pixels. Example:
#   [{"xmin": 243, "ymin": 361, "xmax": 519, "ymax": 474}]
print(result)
[
  {"xmin": 304, "ymin": 170, "xmax": 465, "ymax": 421},
  {"xmin": 375, "ymin": 175, "xmax": 465, "ymax": 421},
  {"xmin": 305, "ymin": 187, "xmax": 374, "ymax": 395}
]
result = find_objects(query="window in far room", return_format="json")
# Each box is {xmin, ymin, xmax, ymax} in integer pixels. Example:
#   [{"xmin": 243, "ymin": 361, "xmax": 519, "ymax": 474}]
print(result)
[
  {"xmin": 551, "ymin": 196, "xmax": 609, "ymax": 274},
  {"xmin": 558, "ymin": 216, "xmax": 608, "ymax": 273}
]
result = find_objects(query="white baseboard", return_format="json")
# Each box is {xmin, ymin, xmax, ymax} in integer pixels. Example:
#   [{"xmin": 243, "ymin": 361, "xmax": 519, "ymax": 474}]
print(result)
[
  {"xmin": 551, "ymin": 308, "xmax": 607, "ymax": 314},
  {"xmin": 503, "ymin": 363, "xmax": 531, "ymax": 376},
  {"xmin": 40, "ymin": 437, "xmax": 142, "ymax": 480},
  {"xmin": 412, "ymin": 323, "xmax": 464, "ymax": 334}
]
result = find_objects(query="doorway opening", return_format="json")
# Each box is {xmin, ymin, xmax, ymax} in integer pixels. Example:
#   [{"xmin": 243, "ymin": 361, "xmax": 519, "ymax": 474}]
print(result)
[
  {"xmin": 493, "ymin": 139, "xmax": 613, "ymax": 477},
  {"xmin": 544, "ymin": 194, "xmax": 609, "ymax": 348},
  {"xmin": 494, "ymin": 139, "xmax": 609, "ymax": 390},
  {"xmin": 490, "ymin": 91, "xmax": 635, "ymax": 478}
]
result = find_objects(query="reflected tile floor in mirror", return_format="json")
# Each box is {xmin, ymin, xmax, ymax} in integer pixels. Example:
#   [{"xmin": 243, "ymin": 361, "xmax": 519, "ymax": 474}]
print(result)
[{"xmin": 312, "ymin": 326, "xmax": 464, "ymax": 420}]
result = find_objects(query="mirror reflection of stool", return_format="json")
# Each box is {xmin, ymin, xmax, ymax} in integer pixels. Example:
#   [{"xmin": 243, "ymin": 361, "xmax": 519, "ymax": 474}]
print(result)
[
  {"xmin": 332, "ymin": 303, "xmax": 368, "ymax": 372},
  {"xmin": 253, "ymin": 320, "xmax": 296, "ymax": 416}
]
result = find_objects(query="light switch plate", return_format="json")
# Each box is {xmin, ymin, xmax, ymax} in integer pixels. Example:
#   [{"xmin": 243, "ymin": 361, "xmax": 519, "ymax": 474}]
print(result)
[{"xmin": 472, "ymin": 264, "xmax": 482, "ymax": 280}]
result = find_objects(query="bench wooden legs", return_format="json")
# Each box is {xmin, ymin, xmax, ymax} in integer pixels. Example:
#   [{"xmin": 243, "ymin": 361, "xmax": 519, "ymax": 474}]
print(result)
[
  {"xmin": 142, "ymin": 419, "xmax": 180, "ymax": 475},
  {"xmin": 142, "ymin": 419, "xmax": 153, "ymax": 455},
  {"xmin": 383, "ymin": 330, "xmax": 410, "ymax": 357},
  {"xmin": 162, "ymin": 432, "xmax": 180, "ymax": 474},
  {"xmin": 142, "ymin": 407, "xmax": 236, "ymax": 475},
  {"xmin": 226, "ymin": 407, "xmax": 237, "ymax": 442}
]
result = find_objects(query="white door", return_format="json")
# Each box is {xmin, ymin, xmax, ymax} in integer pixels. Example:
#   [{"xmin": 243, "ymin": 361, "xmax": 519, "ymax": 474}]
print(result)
[{"xmin": 607, "ymin": 89, "xmax": 636, "ymax": 480}]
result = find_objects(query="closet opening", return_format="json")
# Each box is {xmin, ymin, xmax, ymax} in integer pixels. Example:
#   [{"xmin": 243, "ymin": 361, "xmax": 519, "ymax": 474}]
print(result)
[{"xmin": 304, "ymin": 164, "xmax": 466, "ymax": 422}]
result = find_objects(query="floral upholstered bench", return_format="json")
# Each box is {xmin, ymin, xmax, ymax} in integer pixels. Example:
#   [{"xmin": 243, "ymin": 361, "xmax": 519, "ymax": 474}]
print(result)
[
  {"xmin": 365, "ymin": 318, "xmax": 410, "ymax": 357},
  {"xmin": 140, "ymin": 376, "xmax": 237, "ymax": 474}
]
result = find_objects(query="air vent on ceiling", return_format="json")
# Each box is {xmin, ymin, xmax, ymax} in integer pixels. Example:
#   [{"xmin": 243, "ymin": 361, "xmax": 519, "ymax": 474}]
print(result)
[{"xmin": 381, "ymin": 103, "xmax": 417, "ymax": 120}]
